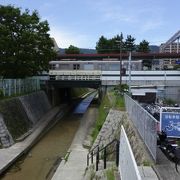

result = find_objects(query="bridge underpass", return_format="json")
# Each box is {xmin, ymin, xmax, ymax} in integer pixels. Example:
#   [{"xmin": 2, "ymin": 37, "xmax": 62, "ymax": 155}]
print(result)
[{"xmin": 46, "ymin": 79, "xmax": 102, "ymax": 106}]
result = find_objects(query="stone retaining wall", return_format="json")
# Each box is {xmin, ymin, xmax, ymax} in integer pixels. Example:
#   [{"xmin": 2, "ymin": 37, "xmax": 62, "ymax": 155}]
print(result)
[{"xmin": 92, "ymin": 109, "xmax": 153, "ymax": 165}]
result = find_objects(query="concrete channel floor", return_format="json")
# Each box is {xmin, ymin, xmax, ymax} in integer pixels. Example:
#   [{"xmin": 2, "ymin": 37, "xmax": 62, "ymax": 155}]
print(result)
[
  {"xmin": 51, "ymin": 107, "xmax": 97, "ymax": 180},
  {"xmin": 0, "ymin": 106, "xmax": 61, "ymax": 175}
]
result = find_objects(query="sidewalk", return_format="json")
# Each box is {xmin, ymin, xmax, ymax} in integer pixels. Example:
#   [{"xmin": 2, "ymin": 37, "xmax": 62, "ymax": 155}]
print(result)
[
  {"xmin": 0, "ymin": 106, "xmax": 60, "ymax": 174},
  {"xmin": 52, "ymin": 107, "xmax": 97, "ymax": 180}
]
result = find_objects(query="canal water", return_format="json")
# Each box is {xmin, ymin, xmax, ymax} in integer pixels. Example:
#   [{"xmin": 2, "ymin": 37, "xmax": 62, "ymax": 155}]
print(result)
[{"xmin": 1, "ymin": 107, "xmax": 97, "ymax": 180}]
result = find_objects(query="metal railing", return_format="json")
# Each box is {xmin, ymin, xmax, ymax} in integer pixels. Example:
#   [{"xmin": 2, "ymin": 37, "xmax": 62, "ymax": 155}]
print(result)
[
  {"xmin": 55, "ymin": 75, "xmax": 101, "ymax": 81},
  {"xmin": 0, "ymin": 78, "xmax": 40, "ymax": 97},
  {"xmin": 124, "ymin": 94, "xmax": 158, "ymax": 161},
  {"xmin": 87, "ymin": 139, "xmax": 119, "ymax": 171}
]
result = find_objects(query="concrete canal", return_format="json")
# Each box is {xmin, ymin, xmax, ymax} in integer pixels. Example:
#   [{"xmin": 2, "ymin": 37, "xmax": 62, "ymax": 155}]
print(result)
[{"xmin": 1, "ymin": 106, "xmax": 98, "ymax": 180}]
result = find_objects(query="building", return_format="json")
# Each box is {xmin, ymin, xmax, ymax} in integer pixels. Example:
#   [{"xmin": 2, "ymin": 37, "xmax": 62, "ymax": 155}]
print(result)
[
  {"xmin": 51, "ymin": 37, "xmax": 59, "ymax": 52},
  {"xmin": 160, "ymin": 42, "xmax": 180, "ymax": 53},
  {"xmin": 159, "ymin": 30, "xmax": 180, "ymax": 69},
  {"xmin": 160, "ymin": 30, "xmax": 180, "ymax": 53}
]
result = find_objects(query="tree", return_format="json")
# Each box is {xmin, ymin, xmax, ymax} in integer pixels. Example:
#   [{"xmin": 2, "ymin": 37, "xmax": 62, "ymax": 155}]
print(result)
[
  {"xmin": 0, "ymin": 5, "xmax": 56, "ymax": 78},
  {"xmin": 111, "ymin": 33, "xmax": 124, "ymax": 53},
  {"xmin": 124, "ymin": 35, "xmax": 136, "ymax": 52},
  {"xmin": 96, "ymin": 34, "xmax": 125, "ymax": 53},
  {"xmin": 65, "ymin": 45, "xmax": 80, "ymax": 54},
  {"xmin": 137, "ymin": 40, "xmax": 150, "ymax": 53},
  {"xmin": 96, "ymin": 36, "xmax": 109, "ymax": 53}
]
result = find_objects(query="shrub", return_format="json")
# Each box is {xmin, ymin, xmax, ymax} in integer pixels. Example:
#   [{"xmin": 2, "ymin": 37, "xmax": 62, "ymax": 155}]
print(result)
[{"xmin": 0, "ymin": 89, "xmax": 4, "ymax": 98}]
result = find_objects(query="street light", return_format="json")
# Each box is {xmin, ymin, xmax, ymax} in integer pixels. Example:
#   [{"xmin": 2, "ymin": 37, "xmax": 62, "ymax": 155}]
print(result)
[{"xmin": 116, "ymin": 40, "xmax": 122, "ymax": 89}]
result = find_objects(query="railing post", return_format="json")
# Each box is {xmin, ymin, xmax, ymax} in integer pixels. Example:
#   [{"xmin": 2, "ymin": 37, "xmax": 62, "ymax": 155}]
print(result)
[
  {"xmin": 87, "ymin": 154, "xmax": 89, "ymax": 166},
  {"xmin": 104, "ymin": 147, "xmax": 106, "ymax": 169},
  {"xmin": 116, "ymin": 141, "xmax": 120, "ymax": 167},
  {"xmin": 96, "ymin": 147, "xmax": 99, "ymax": 171},
  {"xmin": 91, "ymin": 152, "xmax": 93, "ymax": 164}
]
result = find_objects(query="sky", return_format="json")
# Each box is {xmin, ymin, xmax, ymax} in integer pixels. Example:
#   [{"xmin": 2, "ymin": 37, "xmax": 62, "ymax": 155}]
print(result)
[{"xmin": 1, "ymin": 0, "xmax": 180, "ymax": 48}]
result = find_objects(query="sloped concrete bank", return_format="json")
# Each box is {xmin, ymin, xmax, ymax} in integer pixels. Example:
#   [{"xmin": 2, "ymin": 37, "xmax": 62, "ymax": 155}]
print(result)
[
  {"xmin": 0, "ymin": 107, "xmax": 61, "ymax": 175},
  {"xmin": 0, "ymin": 91, "xmax": 51, "ymax": 148},
  {"xmin": 0, "ymin": 91, "xmax": 63, "ymax": 174}
]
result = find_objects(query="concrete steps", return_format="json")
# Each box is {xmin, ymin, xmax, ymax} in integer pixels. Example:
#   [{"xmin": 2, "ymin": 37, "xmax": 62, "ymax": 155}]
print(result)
[{"xmin": 84, "ymin": 161, "xmax": 120, "ymax": 180}]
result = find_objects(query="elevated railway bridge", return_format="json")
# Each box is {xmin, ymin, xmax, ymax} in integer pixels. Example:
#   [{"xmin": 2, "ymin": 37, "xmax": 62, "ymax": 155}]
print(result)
[
  {"xmin": 47, "ymin": 57, "xmax": 180, "ymax": 104},
  {"xmin": 57, "ymin": 52, "xmax": 180, "ymax": 60}
]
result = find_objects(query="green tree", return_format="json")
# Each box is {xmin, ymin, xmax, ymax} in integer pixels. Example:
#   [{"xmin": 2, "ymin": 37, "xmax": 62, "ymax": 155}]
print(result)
[
  {"xmin": 124, "ymin": 35, "xmax": 136, "ymax": 52},
  {"xmin": 137, "ymin": 40, "xmax": 150, "ymax": 53},
  {"xmin": 65, "ymin": 45, "xmax": 80, "ymax": 54},
  {"xmin": 96, "ymin": 33, "xmax": 125, "ymax": 53},
  {"xmin": 111, "ymin": 33, "xmax": 124, "ymax": 53},
  {"xmin": 96, "ymin": 36, "xmax": 109, "ymax": 53},
  {"xmin": 0, "ymin": 5, "xmax": 56, "ymax": 78}
]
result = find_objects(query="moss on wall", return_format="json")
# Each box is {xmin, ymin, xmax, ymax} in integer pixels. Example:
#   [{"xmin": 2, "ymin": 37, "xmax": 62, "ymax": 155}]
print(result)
[{"xmin": 0, "ymin": 98, "xmax": 32, "ymax": 140}]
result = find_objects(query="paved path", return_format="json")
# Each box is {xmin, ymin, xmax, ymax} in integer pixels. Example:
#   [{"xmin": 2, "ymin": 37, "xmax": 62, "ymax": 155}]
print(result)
[
  {"xmin": 153, "ymin": 148, "xmax": 180, "ymax": 180},
  {"xmin": 0, "ymin": 107, "xmax": 61, "ymax": 174},
  {"xmin": 52, "ymin": 107, "xmax": 97, "ymax": 180}
]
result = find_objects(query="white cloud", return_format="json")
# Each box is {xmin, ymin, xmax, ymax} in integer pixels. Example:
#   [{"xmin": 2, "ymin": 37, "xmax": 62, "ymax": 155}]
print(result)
[
  {"xmin": 50, "ymin": 26, "xmax": 94, "ymax": 48},
  {"xmin": 140, "ymin": 19, "xmax": 163, "ymax": 33}
]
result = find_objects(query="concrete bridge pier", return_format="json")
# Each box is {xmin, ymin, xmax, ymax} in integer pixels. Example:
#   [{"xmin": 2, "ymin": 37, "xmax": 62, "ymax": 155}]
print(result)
[{"xmin": 98, "ymin": 86, "xmax": 107, "ymax": 103}]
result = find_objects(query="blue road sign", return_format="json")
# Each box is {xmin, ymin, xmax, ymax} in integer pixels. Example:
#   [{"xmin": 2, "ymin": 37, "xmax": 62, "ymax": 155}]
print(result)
[
  {"xmin": 161, "ymin": 112, "xmax": 180, "ymax": 137},
  {"xmin": 175, "ymin": 60, "xmax": 180, "ymax": 64}
]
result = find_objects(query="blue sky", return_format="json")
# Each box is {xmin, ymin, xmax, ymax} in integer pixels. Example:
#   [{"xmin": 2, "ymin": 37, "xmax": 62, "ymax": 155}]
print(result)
[{"xmin": 1, "ymin": 0, "xmax": 180, "ymax": 48}]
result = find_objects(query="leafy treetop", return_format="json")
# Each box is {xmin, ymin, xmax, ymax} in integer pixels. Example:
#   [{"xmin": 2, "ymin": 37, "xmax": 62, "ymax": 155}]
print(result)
[
  {"xmin": 0, "ymin": 5, "xmax": 56, "ymax": 78},
  {"xmin": 96, "ymin": 33, "xmax": 150, "ymax": 54},
  {"xmin": 65, "ymin": 45, "xmax": 80, "ymax": 54},
  {"xmin": 137, "ymin": 40, "xmax": 150, "ymax": 53}
]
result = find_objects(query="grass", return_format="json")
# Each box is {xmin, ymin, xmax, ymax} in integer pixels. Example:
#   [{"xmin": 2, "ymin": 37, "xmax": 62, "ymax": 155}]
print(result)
[
  {"xmin": 108, "ymin": 89, "xmax": 125, "ymax": 110},
  {"xmin": 106, "ymin": 168, "xmax": 115, "ymax": 180},
  {"xmin": 114, "ymin": 94, "xmax": 125, "ymax": 110},
  {"xmin": 0, "ymin": 91, "xmax": 38, "ymax": 101},
  {"xmin": 64, "ymin": 151, "xmax": 71, "ymax": 162},
  {"xmin": 142, "ymin": 160, "xmax": 152, "ymax": 166},
  {"xmin": 91, "ymin": 94, "xmax": 112, "ymax": 142},
  {"xmin": 91, "ymin": 89, "xmax": 125, "ymax": 143}
]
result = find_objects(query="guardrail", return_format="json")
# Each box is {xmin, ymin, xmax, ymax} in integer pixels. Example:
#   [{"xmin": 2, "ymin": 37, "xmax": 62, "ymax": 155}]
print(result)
[
  {"xmin": 87, "ymin": 139, "xmax": 119, "ymax": 171},
  {"xmin": 124, "ymin": 94, "xmax": 158, "ymax": 161},
  {"xmin": 0, "ymin": 78, "xmax": 40, "ymax": 97},
  {"xmin": 49, "ymin": 70, "xmax": 102, "ymax": 81}
]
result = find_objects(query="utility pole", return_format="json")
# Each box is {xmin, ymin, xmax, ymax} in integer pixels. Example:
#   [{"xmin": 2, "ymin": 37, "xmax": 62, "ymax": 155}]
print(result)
[
  {"xmin": 128, "ymin": 51, "xmax": 132, "ymax": 94},
  {"xmin": 120, "ymin": 42, "xmax": 122, "ymax": 88},
  {"xmin": 116, "ymin": 39, "xmax": 122, "ymax": 90}
]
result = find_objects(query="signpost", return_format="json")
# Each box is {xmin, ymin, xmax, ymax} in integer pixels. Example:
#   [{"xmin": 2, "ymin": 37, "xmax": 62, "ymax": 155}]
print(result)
[{"xmin": 160, "ymin": 107, "xmax": 180, "ymax": 138}]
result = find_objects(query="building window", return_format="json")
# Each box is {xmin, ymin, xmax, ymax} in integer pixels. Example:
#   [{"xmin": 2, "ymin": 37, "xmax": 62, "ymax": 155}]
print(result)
[
  {"xmin": 109, "ymin": 64, "xmax": 119, "ymax": 71},
  {"xmin": 73, "ymin": 64, "xmax": 80, "ymax": 70},
  {"xmin": 60, "ymin": 64, "xmax": 69, "ymax": 70}
]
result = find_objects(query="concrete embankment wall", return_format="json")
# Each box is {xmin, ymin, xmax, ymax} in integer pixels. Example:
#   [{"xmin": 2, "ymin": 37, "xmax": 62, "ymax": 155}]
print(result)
[
  {"xmin": 19, "ymin": 91, "xmax": 51, "ymax": 124},
  {"xmin": 0, "ymin": 91, "xmax": 52, "ymax": 148}
]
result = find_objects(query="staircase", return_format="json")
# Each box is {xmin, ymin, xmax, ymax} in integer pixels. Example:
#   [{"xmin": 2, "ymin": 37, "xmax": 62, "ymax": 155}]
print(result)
[{"xmin": 85, "ymin": 139, "xmax": 120, "ymax": 180}]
